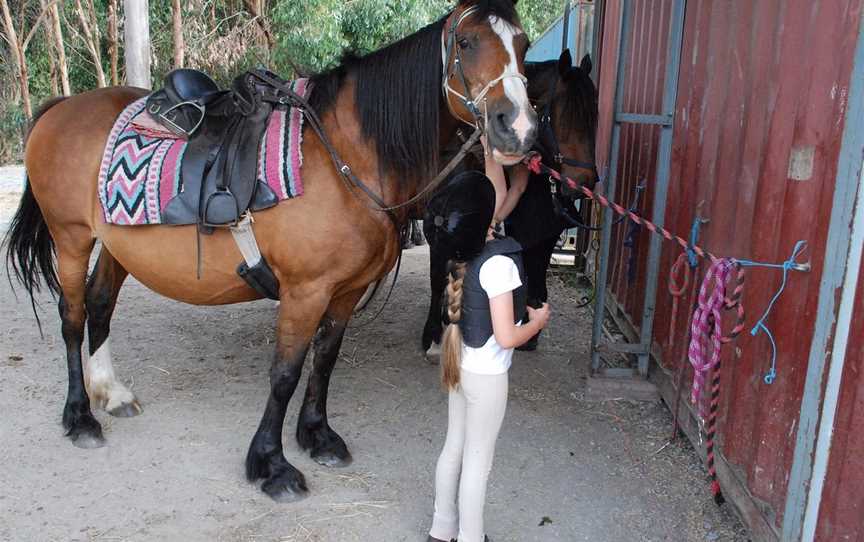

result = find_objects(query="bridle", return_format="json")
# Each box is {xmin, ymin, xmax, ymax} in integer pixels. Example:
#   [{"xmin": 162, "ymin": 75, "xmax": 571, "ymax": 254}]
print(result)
[
  {"xmin": 441, "ymin": 6, "xmax": 528, "ymax": 129},
  {"xmin": 536, "ymin": 100, "xmax": 596, "ymax": 172},
  {"xmin": 535, "ymin": 91, "xmax": 599, "ymax": 229}
]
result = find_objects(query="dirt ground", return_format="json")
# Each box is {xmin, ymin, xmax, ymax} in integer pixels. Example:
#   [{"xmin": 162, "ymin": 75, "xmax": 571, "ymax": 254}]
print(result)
[{"xmin": 0, "ymin": 168, "xmax": 748, "ymax": 541}]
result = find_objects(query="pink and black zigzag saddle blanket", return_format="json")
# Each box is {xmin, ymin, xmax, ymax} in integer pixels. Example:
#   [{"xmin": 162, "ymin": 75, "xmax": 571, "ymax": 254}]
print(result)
[{"xmin": 98, "ymin": 78, "xmax": 309, "ymax": 225}]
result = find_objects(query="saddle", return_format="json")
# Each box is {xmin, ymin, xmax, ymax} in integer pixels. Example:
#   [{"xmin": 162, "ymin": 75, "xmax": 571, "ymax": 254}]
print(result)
[{"xmin": 146, "ymin": 69, "xmax": 293, "ymax": 227}]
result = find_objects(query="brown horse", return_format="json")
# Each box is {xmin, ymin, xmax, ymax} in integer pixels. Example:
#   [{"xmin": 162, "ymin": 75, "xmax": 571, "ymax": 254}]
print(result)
[{"xmin": 4, "ymin": 0, "xmax": 536, "ymax": 502}]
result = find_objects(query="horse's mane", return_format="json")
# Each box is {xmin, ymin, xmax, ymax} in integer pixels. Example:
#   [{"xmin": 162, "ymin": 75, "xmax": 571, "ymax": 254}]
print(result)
[
  {"xmin": 526, "ymin": 59, "xmax": 598, "ymax": 142},
  {"xmin": 308, "ymin": 0, "xmax": 520, "ymax": 188}
]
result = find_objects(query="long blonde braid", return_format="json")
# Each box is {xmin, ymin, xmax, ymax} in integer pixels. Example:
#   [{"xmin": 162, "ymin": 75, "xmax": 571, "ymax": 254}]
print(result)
[{"xmin": 441, "ymin": 261, "xmax": 467, "ymax": 390}]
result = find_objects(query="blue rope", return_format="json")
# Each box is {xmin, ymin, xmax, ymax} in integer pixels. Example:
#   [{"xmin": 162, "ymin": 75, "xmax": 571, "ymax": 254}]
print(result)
[
  {"xmin": 687, "ymin": 218, "xmax": 706, "ymax": 268},
  {"xmin": 734, "ymin": 240, "xmax": 809, "ymax": 384}
]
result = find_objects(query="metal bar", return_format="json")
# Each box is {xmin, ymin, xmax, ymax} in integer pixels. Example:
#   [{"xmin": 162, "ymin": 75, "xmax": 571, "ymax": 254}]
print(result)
[
  {"xmin": 635, "ymin": 0, "xmax": 687, "ymax": 378},
  {"xmin": 615, "ymin": 112, "xmax": 674, "ymax": 126},
  {"xmin": 783, "ymin": 9, "xmax": 864, "ymax": 541},
  {"xmin": 595, "ymin": 342, "xmax": 648, "ymax": 354},
  {"xmin": 591, "ymin": 0, "xmax": 631, "ymax": 373},
  {"xmin": 561, "ymin": 0, "xmax": 572, "ymax": 53}
]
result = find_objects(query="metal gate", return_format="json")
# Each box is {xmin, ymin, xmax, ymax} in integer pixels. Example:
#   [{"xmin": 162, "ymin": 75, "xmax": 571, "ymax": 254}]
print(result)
[{"xmin": 590, "ymin": 0, "xmax": 686, "ymax": 377}]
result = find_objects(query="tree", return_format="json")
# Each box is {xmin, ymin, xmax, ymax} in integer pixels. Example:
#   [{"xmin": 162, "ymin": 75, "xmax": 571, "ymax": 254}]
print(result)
[
  {"xmin": 71, "ymin": 0, "xmax": 106, "ymax": 87},
  {"xmin": 171, "ymin": 0, "xmax": 183, "ymax": 67},
  {"xmin": 0, "ymin": 0, "xmax": 60, "ymax": 118},
  {"xmin": 107, "ymin": 0, "xmax": 119, "ymax": 84},
  {"xmin": 40, "ymin": 0, "xmax": 69, "ymax": 94}
]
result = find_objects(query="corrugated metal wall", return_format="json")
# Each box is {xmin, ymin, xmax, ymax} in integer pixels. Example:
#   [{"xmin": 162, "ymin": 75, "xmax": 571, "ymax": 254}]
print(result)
[
  {"xmin": 815, "ymin": 262, "xmax": 864, "ymax": 541},
  {"xmin": 593, "ymin": 0, "xmax": 864, "ymax": 537}
]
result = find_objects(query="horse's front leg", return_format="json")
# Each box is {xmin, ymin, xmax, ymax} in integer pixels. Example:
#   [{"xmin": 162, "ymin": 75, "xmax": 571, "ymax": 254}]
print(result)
[
  {"xmin": 246, "ymin": 289, "xmax": 331, "ymax": 502},
  {"xmin": 296, "ymin": 289, "xmax": 365, "ymax": 467}
]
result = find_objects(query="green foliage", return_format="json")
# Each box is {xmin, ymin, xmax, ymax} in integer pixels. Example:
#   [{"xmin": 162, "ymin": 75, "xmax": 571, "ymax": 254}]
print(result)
[{"xmin": 0, "ymin": 105, "xmax": 25, "ymax": 165}]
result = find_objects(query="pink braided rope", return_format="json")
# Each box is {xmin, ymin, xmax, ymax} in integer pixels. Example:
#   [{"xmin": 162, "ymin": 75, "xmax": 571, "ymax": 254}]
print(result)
[{"xmin": 687, "ymin": 259, "xmax": 735, "ymax": 415}]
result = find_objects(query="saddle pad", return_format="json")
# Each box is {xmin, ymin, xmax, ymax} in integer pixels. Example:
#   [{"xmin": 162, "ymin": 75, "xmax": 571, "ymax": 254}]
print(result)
[{"xmin": 98, "ymin": 78, "xmax": 309, "ymax": 225}]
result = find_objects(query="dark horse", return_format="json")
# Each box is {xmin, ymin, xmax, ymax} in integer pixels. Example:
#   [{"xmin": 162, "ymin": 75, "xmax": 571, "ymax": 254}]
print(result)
[
  {"xmin": 422, "ymin": 49, "xmax": 598, "ymax": 356},
  {"xmin": 4, "ymin": 0, "xmax": 537, "ymax": 502}
]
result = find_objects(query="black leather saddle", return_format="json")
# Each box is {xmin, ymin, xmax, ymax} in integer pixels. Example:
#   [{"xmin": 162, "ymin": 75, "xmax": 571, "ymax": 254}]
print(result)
[{"xmin": 145, "ymin": 69, "xmax": 295, "ymax": 227}]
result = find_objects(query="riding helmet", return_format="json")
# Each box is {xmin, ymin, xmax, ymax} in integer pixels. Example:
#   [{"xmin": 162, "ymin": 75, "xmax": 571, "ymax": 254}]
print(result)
[{"xmin": 424, "ymin": 170, "xmax": 496, "ymax": 262}]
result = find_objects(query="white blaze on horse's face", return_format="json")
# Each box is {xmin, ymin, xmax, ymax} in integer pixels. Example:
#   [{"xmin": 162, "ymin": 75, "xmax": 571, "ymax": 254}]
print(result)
[{"xmin": 489, "ymin": 16, "xmax": 533, "ymax": 147}]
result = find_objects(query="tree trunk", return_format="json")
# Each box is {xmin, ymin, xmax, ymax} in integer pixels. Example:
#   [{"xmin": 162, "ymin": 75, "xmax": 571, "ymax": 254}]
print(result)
[
  {"xmin": 40, "ymin": 0, "xmax": 70, "ymax": 94},
  {"xmin": 243, "ymin": 0, "xmax": 275, "ymax": 52},
  {"xmin": 74, "ymin": 0, "xmax": 106, "ymax": 87},
  {"xmin": 171, "ymin": 0, "xmax": 183, "ymax": 68},
  {"xmin": 0, "ymin": 0, "xmax": 32, "ymax": 118},
  {"xmin": 108, "ymin": 0, "xmax": 119, "ymax": 85},
  {"xmin": 123, "ymin": 0, "xmax": 151, "ymax": 88}
]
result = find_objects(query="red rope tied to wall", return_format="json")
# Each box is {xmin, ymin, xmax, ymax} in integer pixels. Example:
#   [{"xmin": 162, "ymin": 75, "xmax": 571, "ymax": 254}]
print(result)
[
  {"xmin": 526, "ymin": 155, "xmax": 749, "ymax": 506},
  {"xmin": 667, "ymin": 253, "xmax": 691, "ymax": 351},
  {"xmin": 526, "ymin": 155, "xmax": 725, "ymax": 262}
]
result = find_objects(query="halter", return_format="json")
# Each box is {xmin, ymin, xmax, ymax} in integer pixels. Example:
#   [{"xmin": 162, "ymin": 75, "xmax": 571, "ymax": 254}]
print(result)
[
  {"xmin": 441, "ymin": 6, "xmax": 529, "ymax": 128},
  {"xmin": 537, "ymin": 100, "xmax": 596, "ymax": 171}
]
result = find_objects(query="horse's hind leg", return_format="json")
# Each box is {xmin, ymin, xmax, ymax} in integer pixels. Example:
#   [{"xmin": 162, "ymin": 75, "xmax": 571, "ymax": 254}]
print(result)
[
  {"xmin": 422, "ymin": 242, "xmax": 448, "ymax": 357},
  {"xmin": 85, "ymin": 247, "xmax": 141, "ymax": 417},
  {"xmin": 246, "ymin": 288, "xmax": 331, "ymax": 502},
  {"xmin": 297, "ymin": 289, "xmax": 365, "ymax": 467},
  {"xmin": 55, "ymin": 232, "xmax": 104, "ymax": 448}
]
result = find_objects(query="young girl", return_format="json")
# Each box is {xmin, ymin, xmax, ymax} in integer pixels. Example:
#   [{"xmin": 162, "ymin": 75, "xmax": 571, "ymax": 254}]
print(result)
[{"xmin": 426, "ymin": 145, "xmax": 551, "ymax": 542}]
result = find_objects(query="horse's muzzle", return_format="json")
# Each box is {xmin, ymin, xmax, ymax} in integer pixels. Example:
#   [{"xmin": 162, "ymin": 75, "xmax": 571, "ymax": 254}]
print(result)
[{"xmin": 486, "ymin": 103, "xmax": 538, "ymax": 164}]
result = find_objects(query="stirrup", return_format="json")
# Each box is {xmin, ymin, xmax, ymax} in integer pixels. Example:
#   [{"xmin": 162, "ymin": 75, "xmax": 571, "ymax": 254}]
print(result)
[{"xmin": 201, "ymin": 187, "xmax": 240, "ymax": 227}]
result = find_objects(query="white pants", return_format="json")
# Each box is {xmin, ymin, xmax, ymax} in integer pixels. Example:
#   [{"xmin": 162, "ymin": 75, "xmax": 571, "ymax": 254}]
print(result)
[{"xmin": 430, "ymin": 370, "xmax": 508, "ymax": 542}]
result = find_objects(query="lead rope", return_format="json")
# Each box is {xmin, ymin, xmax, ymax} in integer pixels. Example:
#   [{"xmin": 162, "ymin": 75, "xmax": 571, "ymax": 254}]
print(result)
[{"xmin": 526, "ymin": 155, "xmax": 809, "ymax": 506}]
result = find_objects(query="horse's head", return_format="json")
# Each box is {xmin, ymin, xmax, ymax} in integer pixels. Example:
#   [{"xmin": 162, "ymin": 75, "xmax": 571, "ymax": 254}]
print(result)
[
  {"xmin": 442, "ymin": 1, "xmax": 537, "ymax": 165},
  {"xmin": 536, "ymin": 50, "xmax": 599, "ymax": 193}
]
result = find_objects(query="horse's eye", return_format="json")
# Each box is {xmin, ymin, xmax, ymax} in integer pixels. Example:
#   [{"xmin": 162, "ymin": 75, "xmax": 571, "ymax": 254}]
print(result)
[{"xmin": 458, "ymin": 37, "xmax": 471, "ymax": 50}]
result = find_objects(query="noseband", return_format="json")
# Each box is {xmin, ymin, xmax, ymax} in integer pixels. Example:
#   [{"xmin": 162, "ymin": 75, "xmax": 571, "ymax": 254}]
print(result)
[
  {"xmin": 537, "ymin": 100, "xmax": 596, "ymax": 171},
  {"xmin": 442, "ymin": 6, "xmax": 528, "ymax": 128}
]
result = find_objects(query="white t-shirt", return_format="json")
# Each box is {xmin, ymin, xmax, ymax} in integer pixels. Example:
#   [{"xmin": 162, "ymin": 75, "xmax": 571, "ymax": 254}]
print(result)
[{"xmin": 461, "ymin": 255, "xmax": 523, "ymax": 375}]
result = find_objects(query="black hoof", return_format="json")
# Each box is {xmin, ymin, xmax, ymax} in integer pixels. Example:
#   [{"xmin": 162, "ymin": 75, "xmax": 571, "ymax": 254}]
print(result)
[
  {"xmin": 261, "ymin": 468, "xmax": 309, "ymax": 503},
  {"xmin": 245, "ymin": 444, "xmax": 309, "ymax": 502},
  {"xmin": 297, "ymin": 425, "xmax": 352, "ymax": 468},
  {"xmin": 422, "ymin": 323, "xmax": 443, "ymax": 353},
  {"xmin": 64, "ymin": 413, "xmax": 106, "ymax": 449},
  {"xmin": 108, "ymin": 400, "xmax": 143, "ymax": 418}
]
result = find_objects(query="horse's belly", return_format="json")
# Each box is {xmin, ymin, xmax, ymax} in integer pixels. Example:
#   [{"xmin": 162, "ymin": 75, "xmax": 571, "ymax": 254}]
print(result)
[{"xmin": 96, "ymin": 223, "xmax": 261, "ymax": 305}]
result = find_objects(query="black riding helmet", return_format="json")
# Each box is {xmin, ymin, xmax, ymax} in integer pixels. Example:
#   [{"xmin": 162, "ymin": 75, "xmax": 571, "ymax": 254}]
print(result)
[{"xmin": 424, "ymin": 170, "xmax": 496, "ymax": 262}]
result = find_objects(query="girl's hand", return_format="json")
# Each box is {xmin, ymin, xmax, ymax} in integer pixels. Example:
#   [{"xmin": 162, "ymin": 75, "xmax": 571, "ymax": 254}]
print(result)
[{"xmin": 527, "ymin": 302, "xmax": 551, "ymax": 330}]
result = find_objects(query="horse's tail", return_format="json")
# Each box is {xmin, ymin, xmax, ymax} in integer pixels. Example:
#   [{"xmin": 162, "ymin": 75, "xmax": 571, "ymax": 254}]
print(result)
[{"xmin": 3, "ymin": 97, "xmax": 68, "ymax": 315}]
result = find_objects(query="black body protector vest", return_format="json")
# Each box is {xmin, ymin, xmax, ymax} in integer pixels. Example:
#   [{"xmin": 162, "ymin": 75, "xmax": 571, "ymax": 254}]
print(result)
[{"xmin": 459, "ymin": 237, "xmax": 528, "ymax": 348}]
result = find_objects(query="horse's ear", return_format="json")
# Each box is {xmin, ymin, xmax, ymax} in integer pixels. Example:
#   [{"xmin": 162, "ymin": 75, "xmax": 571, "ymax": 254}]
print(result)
[
  {"xmin": 558, "ymin": 49, "xmax": 573, "ymax": 77},
  {"xmin": 580, "ymin": 54, "xmax": 593, "ymax": 75}
]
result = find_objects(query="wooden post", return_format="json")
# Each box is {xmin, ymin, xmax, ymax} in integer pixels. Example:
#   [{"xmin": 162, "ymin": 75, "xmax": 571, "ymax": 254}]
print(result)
[{"xmin": 124, "ymin": 0, "xmax": 151, "ymax": 89}]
